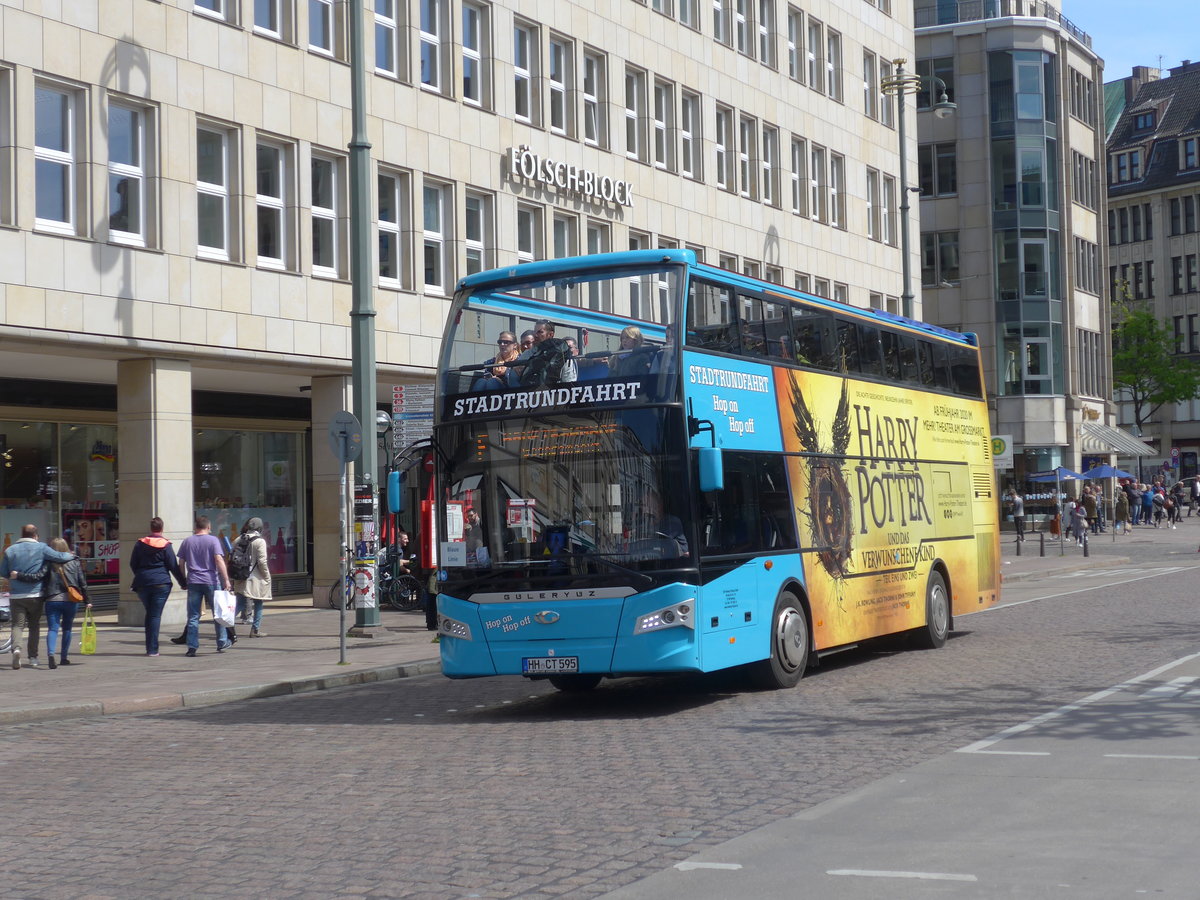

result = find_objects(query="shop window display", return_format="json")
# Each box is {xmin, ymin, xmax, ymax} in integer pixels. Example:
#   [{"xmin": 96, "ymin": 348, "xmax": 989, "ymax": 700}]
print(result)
[{"xmin": 194, "ymin": 428, "xmax": 305, "ymax": 573}]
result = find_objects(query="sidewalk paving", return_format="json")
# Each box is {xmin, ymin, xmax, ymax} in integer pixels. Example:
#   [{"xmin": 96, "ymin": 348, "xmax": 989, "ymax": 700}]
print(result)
[
  {"xmin": 0, "ymin": 600, "xmax": 442, "ymax": 726},
  {"xmin": 4, "ymin": 516, "xmax": 1197, "ymax": 728}
]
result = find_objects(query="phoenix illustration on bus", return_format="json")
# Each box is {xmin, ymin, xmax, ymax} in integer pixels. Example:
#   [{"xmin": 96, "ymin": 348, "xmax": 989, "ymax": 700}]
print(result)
[{"xmin": 429, "ymin": 249, "xmax": 999, "ymax": 691}]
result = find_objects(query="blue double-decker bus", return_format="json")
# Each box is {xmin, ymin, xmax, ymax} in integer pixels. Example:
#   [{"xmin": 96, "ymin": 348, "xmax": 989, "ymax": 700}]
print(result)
[{"xmin": 432, "ymin": 250, "xmax": 999, "ymax": 690}]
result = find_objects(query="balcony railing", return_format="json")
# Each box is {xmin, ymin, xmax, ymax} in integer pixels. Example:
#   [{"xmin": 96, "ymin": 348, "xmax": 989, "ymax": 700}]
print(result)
[{"xmin": 915, "ymin": 0, "xmax": 1092, "ymax": 49}]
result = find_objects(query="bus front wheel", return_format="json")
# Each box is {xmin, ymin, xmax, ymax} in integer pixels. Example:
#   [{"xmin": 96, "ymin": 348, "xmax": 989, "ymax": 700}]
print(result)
[
  {"xmin": 917, "ymin": 570, "xmax": 950, "ymax": 649},
  {"xmin": 752, "ymin": 593, "xmax": 809, "ymax": 689},
  {"xmin": 548, "ymin": 674, "xmax": 603, "ymax": 692}
]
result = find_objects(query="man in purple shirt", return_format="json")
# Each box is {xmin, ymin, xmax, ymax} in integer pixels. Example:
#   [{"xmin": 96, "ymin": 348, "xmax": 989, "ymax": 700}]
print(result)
[{"xmin": 176, "ymin": 515, "xmax": 232, "ymax": 656}]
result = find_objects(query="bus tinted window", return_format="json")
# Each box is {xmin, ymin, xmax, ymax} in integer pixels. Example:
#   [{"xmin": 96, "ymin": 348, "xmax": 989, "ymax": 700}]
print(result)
[
  {"xmin": 761, "ymin": 298, "xmax": 792, "ymax": 359},
  {"xmin": 930, "ymin": 341, "xmax": 952, "ymax": 390},
  {"xmin": 915, "ymin": 340, "xmax": 936, "ymax": 386},
  {"xmin": 858, "ymin": 325, "xmax": 884, "ymax": 378},
  {"xmin": 792, "ymin": 307, "xmax": 836, "ymax": 371},
  {"xmin": 699, "ymin": 452, "xmax": 797, "ymax": 555},
  {"xmin": 738, "ymin": 293, "xmax": 768, "ymax": 358},
  {"xmin": 950, "ymin": 345, "xmax": 983, "ymax": 397},
  {"xmin": 836, "ymin": 320, "xmax": 860, "ymax": 373},
  {"xmin": 687, "ymin": 280, "xmax": 739, "ymax": 354}
]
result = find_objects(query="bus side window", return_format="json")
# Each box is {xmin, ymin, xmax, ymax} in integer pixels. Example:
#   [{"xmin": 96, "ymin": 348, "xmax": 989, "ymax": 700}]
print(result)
[
  {"xmin": 897, "ymin": 333, "xmax": 920, "ymax": 384},
  {"xmin": 738, "ymin": 293, "xmax": 767, "ymax": 357},
  {"xmin": 931, "ymin": 341, "xmax": 952, "ymax": 389},
  {"xmin": 836, "ymin": 320, "xmax": 860, "ymax": 373},
  {"xmin": 859, "ymin": 325, "xmax": 884, "ymax": 378},
  {"xmin": 881, "ymin": 329, "xmax": 902, "ymax": 381},
  {"xmin": 762, "ymin": 298, "xmax": 792, "ymax": 359},
  {"xmin": 950, "ymin": 346, "xmax": 983, "ymax": 397},
  {"xmin": 686, "ymin": 280, "xmax": 740, "ymax": 354},
  {"xmin": 915, "ymin": 338, "xmax": 936, "ymax": 386}
]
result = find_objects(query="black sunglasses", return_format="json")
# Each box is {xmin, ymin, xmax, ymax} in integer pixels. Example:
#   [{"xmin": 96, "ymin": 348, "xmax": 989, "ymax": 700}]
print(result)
[{"xmin": 497, "ymin": 339, "xmax": 515, "ymax": 345}]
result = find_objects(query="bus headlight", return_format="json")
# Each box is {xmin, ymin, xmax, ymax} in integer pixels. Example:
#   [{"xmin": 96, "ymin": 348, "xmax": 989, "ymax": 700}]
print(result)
[
  {"xmin": 634, "ymin": 601, "xmax": 695, "ymax": 635},
  {"xmin": 438, "ymin": 614, "xmax": 473, "ymax": 640}
]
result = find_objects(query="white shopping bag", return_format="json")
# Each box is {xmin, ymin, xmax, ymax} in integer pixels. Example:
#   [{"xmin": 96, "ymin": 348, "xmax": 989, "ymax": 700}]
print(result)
[{"xmin": 212, "ymin": 589, "xmax": 237, "ymax": 628}]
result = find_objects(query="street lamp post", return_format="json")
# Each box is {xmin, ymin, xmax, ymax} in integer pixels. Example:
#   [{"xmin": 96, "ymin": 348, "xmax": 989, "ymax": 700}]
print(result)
[{"xmin": 881, "ymin": 60, "xmax": 956, "ymax": 320}]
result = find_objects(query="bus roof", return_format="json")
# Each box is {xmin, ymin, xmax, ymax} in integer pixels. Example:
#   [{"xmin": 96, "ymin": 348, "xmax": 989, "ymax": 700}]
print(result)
[{"xmin": 455, "ymin": 249, "xmax": 976, "ymax": 348}]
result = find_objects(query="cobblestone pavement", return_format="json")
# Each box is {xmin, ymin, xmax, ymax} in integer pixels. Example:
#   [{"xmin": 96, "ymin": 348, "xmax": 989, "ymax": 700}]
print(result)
[{"xmin": 1, "ymin": 549, "xmax": 1197, "ymax": 898}]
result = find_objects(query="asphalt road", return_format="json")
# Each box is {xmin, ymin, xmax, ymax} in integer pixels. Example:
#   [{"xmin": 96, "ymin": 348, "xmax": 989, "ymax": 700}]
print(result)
[{"xmin": 2, "ymin": 554, "xmax": 1198, "ymax": 899}]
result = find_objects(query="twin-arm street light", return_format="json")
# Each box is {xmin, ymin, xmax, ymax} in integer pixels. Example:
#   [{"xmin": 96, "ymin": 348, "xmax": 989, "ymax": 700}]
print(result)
[{"xmin": 881, "ymin": 59, "xmax": 957, "ymax": 319}]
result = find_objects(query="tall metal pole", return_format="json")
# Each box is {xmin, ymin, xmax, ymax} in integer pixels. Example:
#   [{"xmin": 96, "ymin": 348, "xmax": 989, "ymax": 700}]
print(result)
[
  {"xmin": 348, "ymin": 0, "xmax": 381, "ymax": 630},
  {"xmin": 895, "ymin": 60, "xmax": 914, "ymax": 320}
]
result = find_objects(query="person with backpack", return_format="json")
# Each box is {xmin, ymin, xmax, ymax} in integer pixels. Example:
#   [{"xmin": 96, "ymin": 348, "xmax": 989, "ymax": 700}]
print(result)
[
  {"xmin": 506, "ymin": 320, "xmax": 577, "ymax": 387},
  {"xmin": 130, "ymin": 516, "xmax": 188, "ymax": 657},
  {"xmin": 229, "ymin": 516, "xmax": 271, "ymax": 637}
]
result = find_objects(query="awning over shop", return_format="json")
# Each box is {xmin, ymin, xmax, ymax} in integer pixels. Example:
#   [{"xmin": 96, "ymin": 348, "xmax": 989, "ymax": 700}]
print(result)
[{"xmin": 1081, "ymin": 422, "xmax": 1154, "ymax": 457}]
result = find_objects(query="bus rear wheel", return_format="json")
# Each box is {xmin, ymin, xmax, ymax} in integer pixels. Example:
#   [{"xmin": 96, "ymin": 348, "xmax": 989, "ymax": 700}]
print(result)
[
  {"xmin": 916, "ymin": 570, "xmax": 950, "ymax": 649},
  {"xmin": 548, "ymin": 674, "xmax": 603, "ymax": 692},
  {"xmin": 751, "ymin": 593, "xmax": 809, "ymax": 689}
]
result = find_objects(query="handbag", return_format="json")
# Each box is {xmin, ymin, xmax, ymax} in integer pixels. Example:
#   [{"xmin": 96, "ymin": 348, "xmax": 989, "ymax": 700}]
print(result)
[
  {"xmin": 80, "ymin": 608, "xmax": 98, "ymax": 655},
  {"xmin": 212, "ymin": 589, "xmax": 237, "ymax": 628},
  {"xmin": 67, "ymin": 584, "xmax": 84, "ymax": 603}
]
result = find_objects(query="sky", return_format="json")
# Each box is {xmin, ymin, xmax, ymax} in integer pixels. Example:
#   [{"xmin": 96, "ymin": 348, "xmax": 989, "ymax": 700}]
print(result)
[{"xmin": 1062, "ymin": 0, "xmax": 1198, "ymax": 81}]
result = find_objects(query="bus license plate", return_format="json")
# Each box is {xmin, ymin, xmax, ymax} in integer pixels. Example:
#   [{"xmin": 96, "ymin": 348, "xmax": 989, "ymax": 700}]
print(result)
[{"xmin": 522, "ymin": 656, "xmax": 579, "ymax": 674}]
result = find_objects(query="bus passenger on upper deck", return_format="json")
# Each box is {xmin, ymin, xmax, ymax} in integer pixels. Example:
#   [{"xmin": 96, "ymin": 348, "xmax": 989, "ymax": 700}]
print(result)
[
  {"xmin": 473, "ymin": 332, "xmax": 520, "ymax": 391},
  {"xmin": 507, "ymin": 320, "xmax": 577, "ymax": 386},
  {"xmin": 607, "ymin": 326, "xmax": 654, "ymax": 377}
]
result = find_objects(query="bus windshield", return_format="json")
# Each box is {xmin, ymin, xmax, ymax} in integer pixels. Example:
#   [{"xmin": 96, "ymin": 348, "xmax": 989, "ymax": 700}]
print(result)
[
  {"xmin": 440, "ymin": 263, "xmax": 683, "ymax": 406},
  {"xmin": 438, "ymin": 407, "xmax": 693, "ymax": 590}
]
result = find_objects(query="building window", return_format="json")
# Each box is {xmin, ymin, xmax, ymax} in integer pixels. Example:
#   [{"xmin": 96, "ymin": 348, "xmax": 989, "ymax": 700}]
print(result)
[
  {"xmin": 197, "ymin": 125, "xmax": 236, "ymax": 260},
  {"xmin": 829, "ymin": 153, "xmax": 845, "ymax": 228},
  {"xmin": 713, "ymin": 0, "xmax": 731, "ymax": 47},
  {"xmin": 625, "ymin": 67, "xmax": 647, "ymax": 162},
  {"xmin": 762, "ymin": 124, "xmax": 779, "ymax": 207},
  {"xmin": 256, "ymin": 141, "xmax": 291, "ymax": 269},
  {"xmin": 311, "ymin": 154, "xmax": 340, "ymax": 278},
  {"xmin": 862, "ymin": 51, "xmax": 878, "ymax": 119},
  {"xmin": 107, "ymin": 101, "xmax": 150, "ymax": 246},
  {"xmin": 680, "ymin": 0, "xmax": 699, "ymax": 30},
  {"xmin": 1180, "ymin": 137, "xmax": 1198, "ymax": 171},
  {"xmin": 786, "ymin": 7, "xmax": 803, "ymax": 82},
  {"xmin": 1134, "ymin": 111, "xmax": 1155, "ymax": 131},
  {"xmin": 552, "ymin": 213, "xmax": 579, "ymax": 303},
  {"xmin": 680, "ymin": 91, "xmax": 701, "ymax": 180},
  {"xmin": 833, "ymin": 282, "xmax": 848, "ymax": 304},
  {"xmin": 918, "ymin": 142, "xmax": 956, "ymax": 197},
  {"xmin": 881, "ymin": 174, "xmax": 896, "ymax": 245},
  {"xmin": 738, "ymin": 115, "xmax": 757, "ymax": 199},
  {"xmin": 652, "ymin": 0, "xmax": 673, "ymax": 15},
  {"xmin": 1072, "ymin": 151, "xmax": 1097, "ymax": 209},
  {"xmin": 254, "ymin": 0, "xmax": 285, "ymax": 38},
  {"xmin": 34, "ymin": 84, "xmax": 82, "ymax": 235},
  {"xmin": 374, "ymin": 0, "xmax": 400, "ymax": 76},
  {"xmin": 795, "ymin": 272, "xmax": 810, "ymax": 292},
  {"xmin": 916, "ymin": 57, "xmax": 954, "ymax": 108},
  {"xmin": 1074, "ymin": 236, "xmax": 1098, "ymax": 295},
  {"xmin": 377, "ymin": 169, "xmax": 409, "ymax": 288},
  {"xmin": 516, "ymin": 203, "xmax": 542, "ymax": 264},
  {"xmin": 715, "ymin": 105, "xmax": 734, "ymax": 191},
  {"xmin": 921, "ymin": 231, "xmax": 959, "ymax": 286},
  {"xmin": 758, "ymin": 0, "xmax": 775, "ymax": 68},
  {"xmin": 825, "ymin": 30, "xmax": 842, "ymax": 101},
  {"xmin": 420, "ymin": 0, "xmax": 447, "ymax": 91},
  {"xmin": 583, "ymin": 49, "xmax": 607, "ymax": 147},
  {"xmin": 1110, "ymin": 149, "xmax": 1143, "ymax": 184},
  {"xmin": 309, "ymin": 0, "xmax": 336, "ymax": 56},
  {"xmin": 585, "ymin": 221, "xmax": 612, "ymax": 309},
  {"xmin": 790, "ymin": 136, "xmax": 807, "ymax": 215},
  {"xmin": 806, "ymin": 19, "xmax": 823, "ymax": 93},
  {"xmin": 809, "ymin": 144, "xmax": 826, "ymax": 222},
  {"xmin": 653, "ymin": 80, "xmax": 675, "ymax": 171},
  {"xmin": 462, "ymin": 3, "xmax": 488, "ymax": 107},
  {"xmin": 1172, "ymin": 256, "xmax": 1184, "ymax": 295},
  {"xmin": 513, "ymin": 22, "xmax": 538, "ymax": 125},
  {"xmin": 813, "ymin": 277, "xmax": 830, "ymax": 298},
  {"xmin": 719, "ymin": 252, "xmax": 738, "ymax": 272},
  {"xmin": 195, "ymin": 0, "xmax": 232, "ymax": 22},
  {"xmin": 1069, "ymin": 69, "xmax": 1096, "ymax": 127},
  {"xmin": 866, "ymin": 167, "xmax": 880, "ymax": 241},
  {"xmin": 549, "ymin": 37, "xmax": 574, "ymax": 137},
  {"xmin": 423, "ymin": 181, "xmax": 450, "ymax": 292},
  {"xmin": 629, "ymin": 231, "xmax": 652, "ymax": 318},
  {"xmin": 879, "ymin": 58, "xmax": 894, "ymax": 127},
  {"xmin": 734, "ymin": 0, "xmax": 750, "ymax": 56},
  {"xmin": 464, "ymin": 190, "xmax": 491, "ymax": 276}
]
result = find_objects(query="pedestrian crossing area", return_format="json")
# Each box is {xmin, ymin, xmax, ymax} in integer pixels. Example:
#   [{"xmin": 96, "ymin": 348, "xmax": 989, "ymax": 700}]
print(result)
[{"xmin": 1138, "ymin": 676, "xmax": 1200, "ymax": 700}]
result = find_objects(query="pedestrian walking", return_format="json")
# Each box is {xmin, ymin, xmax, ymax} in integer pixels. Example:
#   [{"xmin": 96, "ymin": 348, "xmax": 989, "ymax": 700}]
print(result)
[
  {"xmin": 1128, "ymin": 482, "xmax": 1142, "ymax": 526},
  {"xmin": 2, "ymin": 524, "xmax": 75, "ymax": 670},
  {"xmin": 1008, "ymin": 488, "xmax": 1026, "ymax": 541},
  {"xmin": 1190, "ymin": 478, "xmax": 1200, "ymax": 516},
  {"xmin": 1070, "ymin": 500, "xmax": 1089, "ymax": 546},
  {"xmin": 1152, "ymin": 489, "xmax": 1166, "ymax": 528},
  {"xmin": 176, "ymin": 515, "xmax": 233, "ymax": 657},
  {"xmin": 42, "ymin": 537, "xmax": 91, "ymax": 668},
  {"xmin": 230, "ymin": 517, "xmax": 271, "ymax": 638},
  {"xmin": 1115, "ymin": 490, "xmax": 1130, "ymax": 534},
  {"xmin": 1082, "ymin": 487, "xmax": 1098, "ymax": 534},
  {"xmin": 129, "ymin": 517, "xmax": 188, "ymax": 656},
  {"xmin": 1141, "ymin": 485, "xmax": 1155, "ymax": 526}
]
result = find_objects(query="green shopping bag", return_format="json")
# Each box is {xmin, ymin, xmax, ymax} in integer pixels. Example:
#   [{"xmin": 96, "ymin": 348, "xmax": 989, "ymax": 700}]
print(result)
[{"xmin": 80, "ymin": 608, "xmax": 97, "ymax": 655}]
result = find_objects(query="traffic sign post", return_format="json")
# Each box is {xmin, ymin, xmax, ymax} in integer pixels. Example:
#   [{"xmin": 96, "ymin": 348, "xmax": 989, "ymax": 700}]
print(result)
[{"xmin": 327, "ymin": 411, "xmax": 363, "ymax": 662}]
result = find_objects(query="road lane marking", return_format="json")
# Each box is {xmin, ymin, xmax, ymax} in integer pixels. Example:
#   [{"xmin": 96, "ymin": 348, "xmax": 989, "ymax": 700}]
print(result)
[
  {"xmin": 1104, "ymin": 754, "xmax": 1200, "ymax": 760},
  {"xmin": 1143, "ymin": 677, "xmax": 1198, "ymax": 697},
  {"xmin": 958, "ymin": 652, "xmax": 1200, "ymax": 754},
  {"xmin": 674, "ymin": 862, "xmax": 742, "ymax": 871},
  {"xmin": 981, "ymin": 565, "xmax": 1200, "ymax": 612},
  {"xmin": 827, "ymin": 869, "xmax": 978, "ymax": 882}
]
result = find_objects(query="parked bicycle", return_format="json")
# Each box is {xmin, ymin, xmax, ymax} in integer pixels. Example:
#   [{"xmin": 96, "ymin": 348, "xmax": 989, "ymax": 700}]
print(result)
[{"xmin": 326, "ymin": 555, "xmax": 422, "ymax": 612}]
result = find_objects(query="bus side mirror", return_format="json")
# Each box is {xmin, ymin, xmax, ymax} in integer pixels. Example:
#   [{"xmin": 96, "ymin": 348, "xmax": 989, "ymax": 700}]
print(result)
[
  {"xmin": 698, "ymin": 447, "xmax": 724, "ymax": 492},
  {"xmin": 387, "ymin": 471, "xmax": 404, "ymax": 513}
]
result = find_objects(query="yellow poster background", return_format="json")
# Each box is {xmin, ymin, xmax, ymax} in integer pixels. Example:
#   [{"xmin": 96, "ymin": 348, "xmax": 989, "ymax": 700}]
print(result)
[{"xmin": 776, "ymin": 368, "xmax": 998, "ymax": 648}]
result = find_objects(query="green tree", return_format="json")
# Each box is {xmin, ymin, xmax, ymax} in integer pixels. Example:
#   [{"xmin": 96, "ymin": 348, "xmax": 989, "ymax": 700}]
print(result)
[{"xmin": 1111, "ymin": 305, "xmax": 1200, "ymax": 433}]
